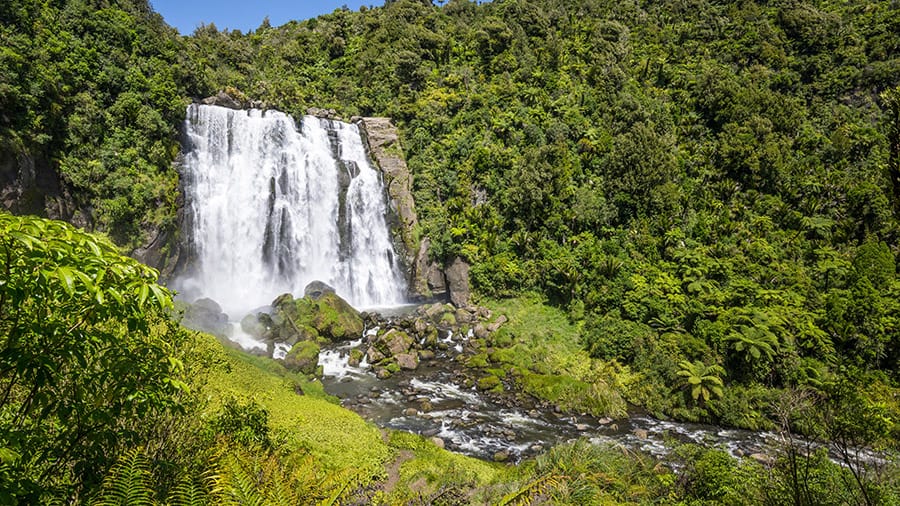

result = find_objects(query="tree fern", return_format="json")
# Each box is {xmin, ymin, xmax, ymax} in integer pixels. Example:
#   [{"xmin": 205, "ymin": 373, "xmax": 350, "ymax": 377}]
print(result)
[{"xmin": 92, "ymin": 448, "xmax": 155, "ymax": 506}]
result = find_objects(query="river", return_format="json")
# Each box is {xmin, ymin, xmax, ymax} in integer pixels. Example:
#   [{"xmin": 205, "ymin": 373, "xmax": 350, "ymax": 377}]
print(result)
[{"xmin": 317, "ymin": 330, "xmax": 781, "ymax": 465}]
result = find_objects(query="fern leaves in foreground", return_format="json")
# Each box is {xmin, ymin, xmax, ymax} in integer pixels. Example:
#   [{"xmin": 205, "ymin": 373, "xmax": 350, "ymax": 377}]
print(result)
[
  {"xmin": 91, "ymin": 445, "xmax": 356, "ymax": 506},
  {"xmin": 92, "ymin": 448, "xmax": 155, "ymax": 506}
]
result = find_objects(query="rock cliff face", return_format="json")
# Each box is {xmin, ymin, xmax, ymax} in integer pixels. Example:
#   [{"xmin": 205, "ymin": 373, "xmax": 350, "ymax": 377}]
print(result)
[
  {"xmin": 358, "ymin": 117, "xmax": 473, "ymax": 305},
  {"xmin": 358, "ymin": 119, "xmax": 418, "ymax": 251},
  {"xmin": 0, "ymin": 146, "xmax": 90, "ymax": 228}
]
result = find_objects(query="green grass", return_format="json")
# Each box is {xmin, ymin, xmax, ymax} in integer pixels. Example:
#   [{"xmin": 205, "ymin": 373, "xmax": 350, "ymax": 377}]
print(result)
[
  {"xmin": 481, "ymin": 294, "xmax": 630, "ymax": 417},
  {"xmin": 194, "ymin": 332, "xmax": 510, "ymax": 495},
  {"xmin": 200, "ymin": 337, "xmax": 392, "ymax": 479},
  {"xmin": 379, "ymin": 432, "xmax": 507, "ymax": 504}
]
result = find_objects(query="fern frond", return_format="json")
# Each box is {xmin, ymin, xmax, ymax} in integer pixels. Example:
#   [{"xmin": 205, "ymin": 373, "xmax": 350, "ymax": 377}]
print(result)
[
  {"xmin": 498, "ymin": 473, "xmax": 562, "ymax": 506},
  {"xmin": 92, "ymin": 447, "xmax": 155, "ymax": 506},
  {"xmin": 317, "ymin": 473, "xmax": 354, "ymax": 506},
  {"xmin": 167, "ymin": 475, "xmax": 209, "ymax": 506},
  {"xmin": 210, "ymin": 453, "xmax": 266, "ymax": 506}
]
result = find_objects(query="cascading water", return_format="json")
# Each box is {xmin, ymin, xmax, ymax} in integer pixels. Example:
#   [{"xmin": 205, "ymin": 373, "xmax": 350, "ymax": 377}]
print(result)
[{"xmin": 176, "ymin": 104, "xmax": 406, "ymax": 316}]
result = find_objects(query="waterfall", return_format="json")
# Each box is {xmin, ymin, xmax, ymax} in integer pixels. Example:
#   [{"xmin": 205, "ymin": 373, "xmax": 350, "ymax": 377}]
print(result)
[{"xmin": 176, "ymin": 104, "xmax": 406, "ymax": 316}]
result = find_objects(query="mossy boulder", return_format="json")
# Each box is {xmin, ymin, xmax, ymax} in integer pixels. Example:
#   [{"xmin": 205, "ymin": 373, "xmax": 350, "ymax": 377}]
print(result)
[
  {"xmin": 384, "ymin": 329, "xmax": 414, "ymax": 356},
  {"xmin": 283, "ymin": 340, "xmax": 320, "ymax": 375},
  {"xmin": 476, "ymin": 375, "xmax": 502, "ymax": 391},
  {"xmin": 369, "ymin": 328, "xmax": 414, "ymax": 358},
  {"xmin": 270, "ymin": 287, "xmax": 363, "ymax": 343},
  {"xmin": 440, "ymin": 311, "xmax": 457, "ymax": 327},
  {"xmin": 181, "ymin": 297, "xmax": 232, "ymax": 338},
  {"xmin": 367, "ymin": 345, "xmax": 387, "ymax": 364},
  {"xmin": 240, "ymin": 313, "xmax": 268, "ymax": 340}
]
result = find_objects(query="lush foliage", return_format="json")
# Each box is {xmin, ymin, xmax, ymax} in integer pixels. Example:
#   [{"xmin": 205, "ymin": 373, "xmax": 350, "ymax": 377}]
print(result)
[
  {"xmin": 3, "ymin": 0, "xmax": 900, "ymax": 502},
  {"xmin": 1, "ymin": 0, "xmax": 186, "ymax": 246},
  {"xmin": 0, "ymin": 213, "xmax": 191, "ymax": 501}
]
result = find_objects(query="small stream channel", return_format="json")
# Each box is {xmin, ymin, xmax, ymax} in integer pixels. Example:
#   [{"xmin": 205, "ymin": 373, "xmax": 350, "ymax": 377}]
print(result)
[{"xmin": 317, "ymin": 330, "xmax": 780, "ymax": 465}]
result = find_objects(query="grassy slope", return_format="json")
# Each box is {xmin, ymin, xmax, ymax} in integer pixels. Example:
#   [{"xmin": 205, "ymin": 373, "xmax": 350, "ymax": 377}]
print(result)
[
  {"xmin": 481, "ymin": 294, "xmax": 631, "ymax": 417},
  {"xmin": 195, "ymin": 334, "xmax": 504, "ymax": 499},
  {"xmin": 204, "ymin": 345, "xmax": 390, "ymax": 476}
]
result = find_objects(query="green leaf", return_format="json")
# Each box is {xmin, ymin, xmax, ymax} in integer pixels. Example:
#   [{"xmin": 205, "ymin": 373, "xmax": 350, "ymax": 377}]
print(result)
[
  {"xmin": 137, "ymin": 284, "xmax": 149, "ymax": 307},
  {"xmin": 57, "ymin": 266, "xmax": 75, "ymax": 296},
  {"xmin": 148, "ymin": 283, "xmax": 169, "ymax": 309},
  {"xmin": 0, "ymin": 447, "xmax": 21, "ymax": 465},
  {"xmin": 9, "ymin": 231, "xmax": 36, "ymax": 250}
]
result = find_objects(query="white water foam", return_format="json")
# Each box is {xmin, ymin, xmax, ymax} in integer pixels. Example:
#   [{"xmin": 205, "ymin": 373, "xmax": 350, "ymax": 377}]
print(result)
[
  {"xmin": 319, "ymin": 348, "xmax": 371, "ymax": 379},
  {"xmin": 410, "ymin": 378, "xmax": 484, "ymax": 406}
]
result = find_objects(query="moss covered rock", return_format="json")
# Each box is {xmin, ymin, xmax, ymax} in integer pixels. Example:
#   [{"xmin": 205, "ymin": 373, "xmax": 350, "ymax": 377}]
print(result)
[
  {"xmin": 369, "ymin": 328, "xmax": 415, "ymax": 360},
  {"xmin": 269, "ymin": 288, "xmax": 363, "ymax": 343},
  {"xmin": 283, "ymin": 340, "xmax": 320, "ymax": 375},
  {"xmin": 476, "ymin": 375, "xmax": 502, "ymax": 391},
  {"xmin": 348, "ymin": 348, "xmax": 364, "ymax": 367}
]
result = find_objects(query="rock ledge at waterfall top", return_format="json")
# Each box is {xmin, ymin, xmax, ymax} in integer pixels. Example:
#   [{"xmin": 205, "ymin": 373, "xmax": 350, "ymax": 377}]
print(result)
[{"xmin": 200, "ymin": 90, "xmax": 267, "ymax": 110}]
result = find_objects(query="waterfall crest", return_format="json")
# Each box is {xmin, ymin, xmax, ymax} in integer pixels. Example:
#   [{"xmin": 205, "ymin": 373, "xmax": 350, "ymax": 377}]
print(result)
[{"xmin": 176, "ymin": 104, "xmax": 406, "ymax": 315}]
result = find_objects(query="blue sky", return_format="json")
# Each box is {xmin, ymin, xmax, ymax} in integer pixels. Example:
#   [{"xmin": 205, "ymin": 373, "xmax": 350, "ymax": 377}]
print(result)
[{"xmin": 150, "ymin": 1, "xmax": 384, "ymax": 34}]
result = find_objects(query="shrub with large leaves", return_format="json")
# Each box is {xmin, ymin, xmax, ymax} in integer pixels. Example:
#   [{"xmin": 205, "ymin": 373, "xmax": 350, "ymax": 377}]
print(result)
[{"xmin": 0, "ymin": 213, "xmax": 190, "ymax": 502}]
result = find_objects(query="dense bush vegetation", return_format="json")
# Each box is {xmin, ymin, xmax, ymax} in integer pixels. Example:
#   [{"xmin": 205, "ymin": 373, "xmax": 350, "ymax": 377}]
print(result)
[
  {"xmin": 0, "ymin": 213, "xmax": 194, "ymax": 501},
  {"xmin": 1, "ymin": 0, "xmax": 186, "ymax": 246}
]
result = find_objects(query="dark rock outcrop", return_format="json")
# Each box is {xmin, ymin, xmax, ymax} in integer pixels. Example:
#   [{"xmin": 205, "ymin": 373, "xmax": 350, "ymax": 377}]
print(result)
[
  {"xmin": 200, "ymin": 90, "xmax": 267, "ymax": 111},
  {"xmin": 181, "ymin": 297, "xmax": 232, "ymax": 338},
  {"xmin": 201, "ymin": 91, "xmax": 244, "ymax": 110},
  {"xmin": 306, "ymin": 107, "xmax": 341, "ymax": 120},
  {"xmin": 445, "ymin": 257, "xmax": 471, "ymax": 307},
  {"xmin": 131, "ymin": 224, "xmax": 183, "ymax": 281},
  {"xmin": 0, "ymin": 147, "xmax": 88, "ymax": 227}
]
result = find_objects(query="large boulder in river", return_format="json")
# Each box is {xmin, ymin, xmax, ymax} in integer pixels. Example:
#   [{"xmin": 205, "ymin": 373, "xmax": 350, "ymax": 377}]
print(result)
[
  {"xmin": 269, "ymin": 287, "xmax": 363, "ymax": 343},
  {"xmin": 395, "ymin": 352, "xmax": 419, "ymax": 370},
  {"xmin": 367, "ymin": 328, "xmax": 415, "ymax": 365}
]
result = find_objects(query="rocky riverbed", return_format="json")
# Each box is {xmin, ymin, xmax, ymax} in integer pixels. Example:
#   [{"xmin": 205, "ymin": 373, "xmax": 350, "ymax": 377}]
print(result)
[{"xmin": 318, "ymin": 321, "xmax": 781, "ymax": 466}]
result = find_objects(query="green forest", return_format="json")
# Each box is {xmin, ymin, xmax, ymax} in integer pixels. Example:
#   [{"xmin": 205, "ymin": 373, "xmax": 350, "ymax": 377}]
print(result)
[{"xmin": 2, "ymin": 0, "xmax": 900, "ymax": 503}]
